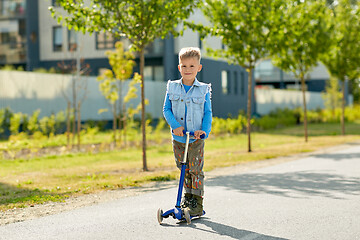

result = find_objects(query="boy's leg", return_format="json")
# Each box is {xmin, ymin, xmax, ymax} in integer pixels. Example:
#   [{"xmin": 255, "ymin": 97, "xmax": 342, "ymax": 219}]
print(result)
[
  {"xmin": 188, "ymin": 139, "xmax": 205, "ymax": 197},
  {"xmin": 187, "ymin": 139, "xmax": 205, "ymax": 216}
]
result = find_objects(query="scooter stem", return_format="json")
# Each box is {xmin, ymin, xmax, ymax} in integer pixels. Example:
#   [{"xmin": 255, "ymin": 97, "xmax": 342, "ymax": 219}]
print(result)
[{"xmin": 175, "ymin": 132, "xmax": 190, "ymax": 207}]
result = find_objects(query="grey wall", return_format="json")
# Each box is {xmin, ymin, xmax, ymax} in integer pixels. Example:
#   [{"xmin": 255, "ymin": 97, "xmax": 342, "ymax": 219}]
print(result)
[{"xmin": 0, "ymin": 70, "xmax": 166, "ymax": 120}]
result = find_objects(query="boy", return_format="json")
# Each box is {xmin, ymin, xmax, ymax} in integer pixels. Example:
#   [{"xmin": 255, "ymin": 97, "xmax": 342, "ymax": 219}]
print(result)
[{"xmin": 163, "ymin": 47, "xmax": 212, "ymax": 216}]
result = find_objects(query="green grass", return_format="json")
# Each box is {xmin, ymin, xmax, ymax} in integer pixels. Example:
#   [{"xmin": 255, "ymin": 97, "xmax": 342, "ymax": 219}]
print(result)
[{"xmin": 1, "ymin": 123, "xmax": 360, "ymax": 211}]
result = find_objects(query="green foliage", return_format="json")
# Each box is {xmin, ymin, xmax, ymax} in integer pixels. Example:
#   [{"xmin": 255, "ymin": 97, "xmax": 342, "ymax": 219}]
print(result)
[
  {"xmin": 322, "ymin": 76, "xmax": 342, "ymax": 112},
  {"xmin": 190, "ymin": 0, "xmax": 285, "ymax": 67},
  {"xmin": 254, "ymin": 108, "xmax": 297, "ymax": 131},
  {"xmin": 9, "ymin": 112, "xmax": 22, "ymax": 136},
  {"xmin": 322, "ymin": 0, "xmax": 360, "ymax": 82},
  {"xmin": 39, "ymin": 116, "xmax": 49, "ymax": 136},
  {"xmin": 0, "ymin": 109, "xmax": 6, "ymax": 134},
  {"xmin": 351, "ymin": 78, "xmax": 360, "ymax": 104},
  {"xmin": 212, "ymin": 106, "xmax": 360, "ymax": 135},
  {"xmin": 33, "ymin": 67, "xmax": 58, "ymax": 74},
  {"xmin": 97, "ymin": 42, "xmax": 137, "ymax": 105},
  {"xmin": 272, "ymin": 0, "xmax": 333, "ymax": 79},
  {"xmin": 28, "ymin": 110, "xmax": 41, "ymax": 134},
  {"xmin": 39, "ymin": 114, "xmax": 56, "ymax": 137},
  {"xmin": 0, "ymin": 65, "xmax": 24, "ymax": 71},
  {"xmin": 153, "ymin": 118, "xmax": 167, "ymax": 144},
  {"xmin": 49, "ymin": 0, "xmax": 200, "ymax": 52},
  {"xmin": 0, "ymin": 107, "xmax": 12, "ymax": 135},
  {"xmin": 212, "ymin": 114, "xmax": 247, "ymax": 136},
  {"xmin": 55, "ymin": 111, "xmax": 66, "ymax": 134}
]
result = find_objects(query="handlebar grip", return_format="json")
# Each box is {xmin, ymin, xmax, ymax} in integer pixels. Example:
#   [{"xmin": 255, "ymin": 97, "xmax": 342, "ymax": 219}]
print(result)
[{"xmin": 182, "ymin": 130, "xmax": 206, "ymax": 139}]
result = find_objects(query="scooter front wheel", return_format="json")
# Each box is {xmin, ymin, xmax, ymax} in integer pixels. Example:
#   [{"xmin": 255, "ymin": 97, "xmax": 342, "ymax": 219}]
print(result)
[{"xmin": 157, "ymin": 208, "xmax": 163, "ymax": 224}]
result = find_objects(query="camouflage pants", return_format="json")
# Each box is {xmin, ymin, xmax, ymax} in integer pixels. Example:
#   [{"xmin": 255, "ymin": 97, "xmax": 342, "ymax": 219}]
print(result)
[{"xmin": 173, "ymin": 139, "xmax": 205, "ymax": 196}]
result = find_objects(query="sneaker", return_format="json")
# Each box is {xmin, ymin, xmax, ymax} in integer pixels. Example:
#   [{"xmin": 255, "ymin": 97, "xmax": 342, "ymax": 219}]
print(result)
[
  {"xmin": 181, "ymin": 193, "xmax": 192, "ymax": 209},
  {"xmin": 188, "ymin": 195, "xmax": 203, "ymax": 216}
]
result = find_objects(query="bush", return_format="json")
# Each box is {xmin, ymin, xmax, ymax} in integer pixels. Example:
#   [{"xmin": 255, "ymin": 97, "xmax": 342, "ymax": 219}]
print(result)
[
  {"xmin": 212, "ymin": 114, "xmax": 247, "ymax": 135},
  {"xmin": 253, "ymin": 108, "xmax": 297, "ymax": 131},
  {"xmin": 9, "ymin": 112, "xmax": 22, "ymax": 135},
  {"xmin": 28, "ymin": 109, "xmax": 41, "ymax": 134}
]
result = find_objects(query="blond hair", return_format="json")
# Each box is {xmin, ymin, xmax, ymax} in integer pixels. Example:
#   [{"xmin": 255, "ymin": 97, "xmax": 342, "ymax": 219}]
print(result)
[{"xmin": 178, "ymin": 47, "xmax": 201, "ymax": 63}]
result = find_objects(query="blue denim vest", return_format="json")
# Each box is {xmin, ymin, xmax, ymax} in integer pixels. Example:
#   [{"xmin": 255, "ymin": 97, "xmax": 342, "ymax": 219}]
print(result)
[{"xmin": 167, "ymin": 78, "xmax": 211, "ymax": 133}]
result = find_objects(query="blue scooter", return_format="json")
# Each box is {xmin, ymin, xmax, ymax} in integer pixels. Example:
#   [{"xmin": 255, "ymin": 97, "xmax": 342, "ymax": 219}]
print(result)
[{"xmin": 157, "ymin": 131, "xmax": 205, "ymax": 225}]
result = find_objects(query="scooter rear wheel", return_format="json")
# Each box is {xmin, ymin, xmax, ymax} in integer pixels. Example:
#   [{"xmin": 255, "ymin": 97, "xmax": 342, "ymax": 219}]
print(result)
[
  {"xmin": 157, "ymin": 208, "xmax": 163, "ymax": 224},
  {"xmin": 183, "ymin": 208, "xmax": 191, "ymax": 225}
]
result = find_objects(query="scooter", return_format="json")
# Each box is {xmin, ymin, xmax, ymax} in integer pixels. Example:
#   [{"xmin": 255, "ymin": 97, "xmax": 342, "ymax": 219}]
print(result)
[{"xmin": 157, "ymin": 131, "xmax": 205, "ymax": 225}]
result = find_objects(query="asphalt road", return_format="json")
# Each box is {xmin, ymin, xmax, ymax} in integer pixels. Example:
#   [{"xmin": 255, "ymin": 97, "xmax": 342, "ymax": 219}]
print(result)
[{"xmin": 1, "ymin": 143, "xmax": 360, "ymax": 240}]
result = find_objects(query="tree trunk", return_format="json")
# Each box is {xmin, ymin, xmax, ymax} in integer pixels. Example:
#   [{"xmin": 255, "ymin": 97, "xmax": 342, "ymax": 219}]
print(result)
[
  {"xmin": 66, "ymin": 101, "xmax": 71, "ymax": 149},
  {"xmin": 72, "ymin": 77, "xmax": 76, "ymax": 147},
  {"xmin": 77, "ymin": 101, "xmax": 81, "ymax": 150},
  {"xmin": 246, "ymin": 68, "xmax": 253, "ymax": 152},
  {"xmin": 341, "ymin": 80, "xmax": 345, "ymax": 135},
  {"xmin": 113, "ymin": 103, "xmax": 117, "ymax": 146},
  {"xmin": 118, "ymin": 81, "xmax": 123, "ymax": 146},
  {"xmin": 140, "ymin": 48, "xmax": 148, "ymax": 171},
  {"xmin": 122, "ymin": 103, "xmax": 127, "ymax": 148},
  {"xmin": 301, "ymin": 76, "xmax": 308, "ymax": 142}
]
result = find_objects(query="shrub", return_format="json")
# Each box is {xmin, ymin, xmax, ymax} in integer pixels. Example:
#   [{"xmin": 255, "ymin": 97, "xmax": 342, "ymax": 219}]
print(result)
[
  {"xmin": 28, "ymin": 109, "xmax": 41, "ymax": 134},
  {"xmin": 254, "ymin": 108, "xmax": 297, "ymax": 131},
  {"xmin": 9, "ymin": 112, "xmax": 22, "ymax": 135}
]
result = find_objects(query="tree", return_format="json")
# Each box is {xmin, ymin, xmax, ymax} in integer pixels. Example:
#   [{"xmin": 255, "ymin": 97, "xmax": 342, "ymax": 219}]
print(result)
[
  {"xmin": 97, "ymin": 41, "xmax": 141, "ymax": 147},
  {"xmin": 271, "ymin": 0, "xmax": 333, "ymax": 142},
  {"xmin": 187, "ymin": 0, "xmax": 285, "ymax": 152},
  {"xmin": 322, "ymin": 76, "xmax": 342, "ymax": 119},
  {"xmin": 50, "ymin": 0, "xmax": 199, "ymax": 171},
  {"xmin": 322, "ymin": 0, "xmax": 360, "ymax": 135},
  {"xmin": 58, "ymin": 40, "xmax": 91, "ymax": 149}
]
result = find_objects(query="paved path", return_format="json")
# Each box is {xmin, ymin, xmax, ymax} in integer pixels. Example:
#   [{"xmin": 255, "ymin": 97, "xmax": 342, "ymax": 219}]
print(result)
[{"xmin": 1, "ymin": 143, "xmax": 360, "ymax": 240}]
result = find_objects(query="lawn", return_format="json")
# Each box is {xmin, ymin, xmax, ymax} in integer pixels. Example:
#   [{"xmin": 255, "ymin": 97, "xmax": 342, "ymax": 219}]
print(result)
[{"xmin": 1, "ymin": 122, "xmax": 359, "ymax": 211}]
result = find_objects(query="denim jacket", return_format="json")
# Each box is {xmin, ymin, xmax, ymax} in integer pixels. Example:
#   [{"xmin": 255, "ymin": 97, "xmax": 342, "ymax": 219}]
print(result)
[{"xmin": 166, "ymin": 78, "xmax": 212, "ymax": 135}]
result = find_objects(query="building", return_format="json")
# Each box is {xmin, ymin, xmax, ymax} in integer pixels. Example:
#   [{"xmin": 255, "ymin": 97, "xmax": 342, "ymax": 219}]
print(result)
[{"xmin": 0, "ymin": 1, "xmax": 251, "ymax": 119}]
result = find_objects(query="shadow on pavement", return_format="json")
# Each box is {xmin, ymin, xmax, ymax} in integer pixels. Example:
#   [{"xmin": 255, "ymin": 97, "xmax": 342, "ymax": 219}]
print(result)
[
  {"xmin": 206, "ymin": 171, "xmax": 360, "ymax": 199},
  {"xmin": 194, "ymin": 218, "xmax": 288, "ymax": 240},
  {"xmin": 161, "ymin": 217, "xmax": 288, "ymax": 240},
  {"xmin": 311, "ymin": 152, "xmax": 360, "ymax": 161}
]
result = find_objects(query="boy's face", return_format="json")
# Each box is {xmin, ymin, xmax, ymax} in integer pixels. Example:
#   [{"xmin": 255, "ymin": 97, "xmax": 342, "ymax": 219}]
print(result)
[{"xmin": 178, "ymin": 57, "xmax": 202, "ymax": 83}]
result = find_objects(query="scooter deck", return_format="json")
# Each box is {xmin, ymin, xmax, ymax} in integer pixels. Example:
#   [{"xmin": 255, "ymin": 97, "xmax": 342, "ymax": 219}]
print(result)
[{"xmin": 176, "ymin": 211, "xmax": 206, "ymax": 224}]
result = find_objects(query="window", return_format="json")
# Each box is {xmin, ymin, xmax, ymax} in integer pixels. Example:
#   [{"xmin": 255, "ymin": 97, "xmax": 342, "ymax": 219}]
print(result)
[
  {"xmin": 0, "ymin": 0, "xmax": 26, "ymax": 18},
  {"xmin": 222, "ymin": 70, "xmax": 228, "ymax": 95},
  {"xmin": 144, "ymin": 66, "xmax": 164, "ymax": 81},
  {"xmin": 154, "ymin": 66, "xmax": 164, "ymax": 82},
  {"xmin": 241, "ymin": 72, "xmax": 245, "ymax": 95},
  {"xmin": 52, "ymin": 0, "xmax": 60, "ymax": 7},
  {"xmin": 53, "ymin": 26, "xmax": 62, "ymax": 52},
  {"xmin": 68, "ymin": 29, "xmax": 78, "ymax": 51},
  {"xmin": 0, "ymin": 19, "xmax": 26, "ymax": 64},
  {"xmin": 144, "ymin": 66, "xmax": 153, "ymax": 81},
  {"xmin": 96, "ymin": 32, "xmax": 116, "ymax": 49},
  {"xmin": 227, "ymin": 71, "xmax": 231, "ymax": 94},
  {"xmin": 234, "ymin": 71, "xmax": 238, "ymax": 95}
]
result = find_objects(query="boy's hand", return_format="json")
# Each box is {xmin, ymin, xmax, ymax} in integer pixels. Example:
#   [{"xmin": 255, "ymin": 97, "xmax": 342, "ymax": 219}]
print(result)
[
  {"xmin": 173, "ymin": 126, "xmax": 184, "ymax": 136},
  {"xmin": 194, "ymin": 130, "xmax": 206, "ymax": 139}
]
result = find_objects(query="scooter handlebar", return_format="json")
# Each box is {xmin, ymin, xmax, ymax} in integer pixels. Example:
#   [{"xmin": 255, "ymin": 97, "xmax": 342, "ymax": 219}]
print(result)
[{"xmin": 182, "ymin": 130, "xmax": 206, "ymax": 139}]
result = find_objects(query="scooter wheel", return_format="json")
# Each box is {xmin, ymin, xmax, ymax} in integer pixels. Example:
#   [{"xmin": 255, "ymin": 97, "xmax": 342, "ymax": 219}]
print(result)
[
  {"xmin": 157, "ymin": 208, "xmax": 163, "ymax": 224},
  {"xmin": 183, "ymin": 208, "xmax": 191, "ymax": 225}
]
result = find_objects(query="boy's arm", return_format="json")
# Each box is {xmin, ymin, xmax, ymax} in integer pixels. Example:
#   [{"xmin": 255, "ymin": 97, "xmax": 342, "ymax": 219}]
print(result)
[
  {"xmin": 163, "ymin": 92, "xmax": 182, "ymax": 131},
  {"xmin": 201, "ymin": 92, "xmax": 212, "ymax": 138}
]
